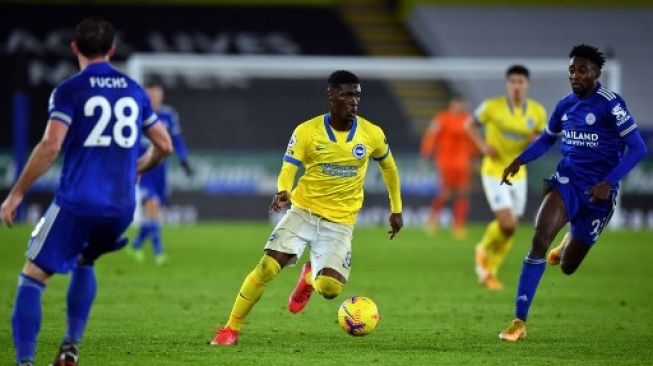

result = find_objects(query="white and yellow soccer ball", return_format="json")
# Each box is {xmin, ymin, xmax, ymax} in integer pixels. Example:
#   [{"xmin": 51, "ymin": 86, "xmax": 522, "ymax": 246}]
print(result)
[{"xmin": 337, "ymin": 296, "xmax": 380, "ymax": 336}]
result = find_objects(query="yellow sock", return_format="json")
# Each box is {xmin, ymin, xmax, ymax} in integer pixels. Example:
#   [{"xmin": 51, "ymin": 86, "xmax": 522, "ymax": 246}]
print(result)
[
  {"xmin": 314, "ymin": 275, "xmax": 344, "ymax": 300},
  {"xmin": 225, "ymin": 255, "xmax": 280, "ymax": 331},
  {"xmin": 487, "ymin": 236, "xmax": 515, "ymax": 276},
  {"xmin": 478, "ymin": 220, "xmax": 504, "ymax": 251}
]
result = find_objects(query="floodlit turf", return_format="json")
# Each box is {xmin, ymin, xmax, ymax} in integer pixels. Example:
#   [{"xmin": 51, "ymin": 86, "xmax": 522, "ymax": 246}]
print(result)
[{"xmin": 1, "ymin": 223, "xmax": 652, "ymax": 365}]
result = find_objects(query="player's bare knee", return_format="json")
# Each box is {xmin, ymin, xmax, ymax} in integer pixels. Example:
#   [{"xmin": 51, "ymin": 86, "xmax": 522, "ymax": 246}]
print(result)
[
  {"xmin": 499, "ymin": 222, "xmax": 516, "ymax": 237},
  {"xmin": 254, "ymin": 255, "xmax": 281, "ymax": 283},
  {"xmin": 315, "ymin": 275, "xmax": 343, "ymax": 300},
  {"xmin": 497, "ymin": 216, "xmax": 517, "ymax": 237}
]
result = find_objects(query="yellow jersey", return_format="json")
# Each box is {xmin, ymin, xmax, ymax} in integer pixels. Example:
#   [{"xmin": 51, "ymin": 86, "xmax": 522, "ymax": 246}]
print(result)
[
  {"xmin": 474, "ymin": 96, "xmax": 547, "ymax": 180},
  {"xmin": 279, "ymin": 113, "xmax": 402, "ymax": 224}
]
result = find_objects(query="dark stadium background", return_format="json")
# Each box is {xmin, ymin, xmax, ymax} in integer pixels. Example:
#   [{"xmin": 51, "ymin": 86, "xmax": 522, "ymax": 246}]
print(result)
[{"xmin": 1, "ymin": 0, "xmax": 652, "ymax": 228}]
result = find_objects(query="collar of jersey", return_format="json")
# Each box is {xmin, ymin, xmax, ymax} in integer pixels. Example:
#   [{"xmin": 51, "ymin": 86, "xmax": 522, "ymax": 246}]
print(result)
[
  {"xmin": 505, "ymin": 97, "xmax": 527, "ymax": 115},
  {"xmin": 324, "ymin": 113, "xmax": 357, "ymax": 143}
]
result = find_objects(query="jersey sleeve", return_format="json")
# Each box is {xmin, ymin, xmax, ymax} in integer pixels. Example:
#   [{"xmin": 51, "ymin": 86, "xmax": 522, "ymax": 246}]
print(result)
[
  {"xmin": 48, "ymin": 85, "xmax": 75, "ymax": 126},
  {"xmin": 140, "ymin": 89, "xmax": 158, "ymax": 130},
  {"xmin": 283, "ymin": 125, "xmax": 307, "ymax": 167},
  {"xmin": 371, "ymin": 126, "xmax": 390, "ymax": 161},
  {"xmin": 544, "ymin": 100, "xmax": 564, "ymax": 137},
  {"xmin": 609, "ymin": 96, "xmax": 638, "ymax": 138},
  {"xmin": 473, "ymin": 100, "xmax": 491, "ymax": 125}
]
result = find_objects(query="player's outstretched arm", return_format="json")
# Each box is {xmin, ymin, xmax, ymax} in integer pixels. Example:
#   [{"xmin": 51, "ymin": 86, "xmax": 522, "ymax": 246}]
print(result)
[
  {"xmin": 502, "ymin": 131, "xmax": 558, "ymax": 186},
  {"xmin": 376, "ymin": 152, "xmax": 403, "ymax": 239},
  {"xmin": 137, "ymin": 122, "xmax": 173, "ymax": 174},
  {"xmin": 1, "ymin": 120, "xmax": 68, "ymax": 227}
]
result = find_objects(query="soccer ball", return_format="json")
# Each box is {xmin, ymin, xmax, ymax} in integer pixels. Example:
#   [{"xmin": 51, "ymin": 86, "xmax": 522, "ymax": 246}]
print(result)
[{"xmin": 337, "ymin": 296, "xmax": 380, "ymax": 336}]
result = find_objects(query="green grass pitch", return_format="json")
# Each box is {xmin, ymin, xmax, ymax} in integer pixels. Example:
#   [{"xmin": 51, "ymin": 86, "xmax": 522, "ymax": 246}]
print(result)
[{"xmin": 1, "ymin": 223, "xmax": 652, "ymax": 365}]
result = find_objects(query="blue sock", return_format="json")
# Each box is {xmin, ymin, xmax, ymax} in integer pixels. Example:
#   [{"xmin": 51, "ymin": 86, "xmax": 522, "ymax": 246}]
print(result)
[
  {"xmin": 133, "ymin": 222, "xmax": 152, "ymax": 250},
  {"xmin": 515, "ymin": 255, "xmax": 547, "ymax": 321},
  {"xmin": 151, "ymin": 222, "xmax": 164, "ymax": 256},
  {"xmin": 65, "ymin": 265, "xmax": 97, "ymax": 344},
  {"xmin": 12, "ymin": 274, "xmax": 46, "ymax": 363}
]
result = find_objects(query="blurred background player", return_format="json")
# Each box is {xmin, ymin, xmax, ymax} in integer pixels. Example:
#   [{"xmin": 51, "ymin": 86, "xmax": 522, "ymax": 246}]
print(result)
[
  {"xmin": 466, "ymin": 65, "xmax": 547, "ymax": 290},
  {"xmin": 129, "ymin": 79, "xmax": 193, "ymax": 265},
  {"xmin": 498, "ymin": 44, "xmax": 647, "ymax": 341},
  {"xmin": 420, "ymin": 95, "xmax": 475, "ymax": 240},
  {"xmin": 211, "ymin": 70, "xmax": 403, "ymax": 346},
  {"xmin": 0, "ymin": 18, "xmax": 172, "ymax": 366}
]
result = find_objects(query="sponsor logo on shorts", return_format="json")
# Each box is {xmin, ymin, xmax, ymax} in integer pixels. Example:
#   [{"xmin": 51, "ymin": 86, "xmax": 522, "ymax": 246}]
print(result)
[{"xmin": 343, "ymin": 251, "xmax": 352, "ymax": 269}]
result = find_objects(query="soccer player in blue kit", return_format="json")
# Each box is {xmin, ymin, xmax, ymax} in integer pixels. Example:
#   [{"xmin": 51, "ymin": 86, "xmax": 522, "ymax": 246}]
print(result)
[
  {"xmin": 0, "ymin": 18, "xmax": 173, "ymax": 365},
  {"xmin": 130, "ymin": 79, "xmax": 192, "ymax": 265},
  {"xmin": 498, "ymin": 44, "xmax": 647, "ymax": 341}
]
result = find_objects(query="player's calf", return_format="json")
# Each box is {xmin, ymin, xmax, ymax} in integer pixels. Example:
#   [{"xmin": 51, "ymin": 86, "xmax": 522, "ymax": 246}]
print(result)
[{"xmin": 559, "ymin": 236, "xmax": 592, "ymax": 276}]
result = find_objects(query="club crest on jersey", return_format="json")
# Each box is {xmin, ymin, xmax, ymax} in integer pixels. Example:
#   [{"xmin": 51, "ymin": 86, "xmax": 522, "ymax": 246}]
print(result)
[
  {"xmin": 352, "ymin": 144, "xmax": 366, "ymax": 159},
  {"xmin": 527, "ymin": 118, "xmax": 535, "ymax": 129},
  {"xmin": 585, "ymin": 112, "xmax": 596, "ymax": 125}
]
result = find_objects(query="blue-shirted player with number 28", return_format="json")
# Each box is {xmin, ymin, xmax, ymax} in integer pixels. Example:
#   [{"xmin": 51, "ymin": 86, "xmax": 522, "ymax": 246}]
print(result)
[{"xmin": 0, "ymin": 18, "xmax": 173, "ymax": 366}]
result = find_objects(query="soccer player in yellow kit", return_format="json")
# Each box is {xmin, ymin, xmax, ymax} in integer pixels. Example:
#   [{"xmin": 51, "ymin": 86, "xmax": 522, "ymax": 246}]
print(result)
[
  {"xmin": 466, "ymin": 65, "xmax": 546, "ymax": 290},
  {"xmin": 211, "ymin": 70, "xmax": 403, "ymax": 345}
]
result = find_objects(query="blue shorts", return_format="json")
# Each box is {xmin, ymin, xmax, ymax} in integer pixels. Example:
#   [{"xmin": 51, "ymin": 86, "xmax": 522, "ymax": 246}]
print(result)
[
  {"xmin": 546, "ymin": 173, "xmax": 616, "ymax": 245},
  {"xmin": 139, "ymin": 165, "xmax": 167, "ymax": 204},
  {"xmin": 26, "ymin": 202, "xmax": 132, "ymax": 274}
]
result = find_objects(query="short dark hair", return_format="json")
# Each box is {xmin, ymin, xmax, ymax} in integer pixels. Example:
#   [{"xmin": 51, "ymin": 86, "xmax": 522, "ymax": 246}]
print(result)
[
  {"xmin": 569, "ymin": 44, "xmax": 606, "ymax": 70},
  {"xmin": 144, "ymin": 77, "xmax": 164, "ymax": 89},
  {"xmin": 506, "ymin": 65, "xmax": 530, "ymax": 79},
  {"xmin": 327, "ymin": 70, "xmax": 359, "ymax": 90},
  {"xmin": 74, "ymin": 17, "xmax": 115, "ymax": 58}
]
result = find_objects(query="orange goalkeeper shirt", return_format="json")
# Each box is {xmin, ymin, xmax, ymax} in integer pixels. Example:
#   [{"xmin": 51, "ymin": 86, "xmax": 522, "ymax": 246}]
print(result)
[{"xmin": 420, "ymin": 110, "xmax": 476, "ymax": 170}]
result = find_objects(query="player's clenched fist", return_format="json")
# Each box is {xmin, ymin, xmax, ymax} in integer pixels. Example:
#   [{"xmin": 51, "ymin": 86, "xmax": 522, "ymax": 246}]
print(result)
[{"xmin": 269, "ymin": 191, "xmax": 291, "ymax": 213}]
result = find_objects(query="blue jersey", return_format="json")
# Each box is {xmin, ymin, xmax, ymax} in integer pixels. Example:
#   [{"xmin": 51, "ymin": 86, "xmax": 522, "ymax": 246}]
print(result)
[
  {"xmin": 545, "ymin": 83, "xmax": 638, "ymax": 190},
  {"xmin": 138, "ymin": 105, "xmax": 189, "ymax": 203},
  {"xmin": 48, "ymin": 62, "xmax": 158, "ymax": 216}
]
